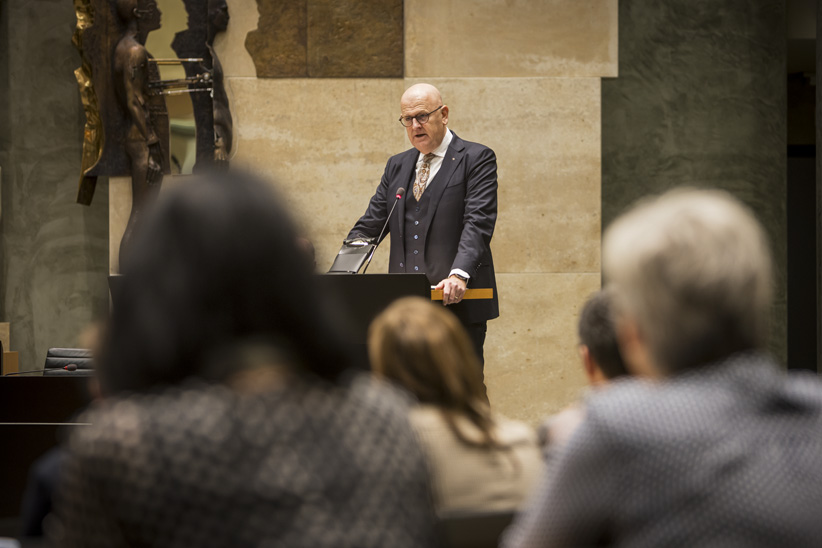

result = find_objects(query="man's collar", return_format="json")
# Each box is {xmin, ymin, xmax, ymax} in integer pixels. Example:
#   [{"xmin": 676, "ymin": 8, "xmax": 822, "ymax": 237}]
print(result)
[{"xmin": 419, "ymin": 129, "xmax": 452, "ymax": 160}]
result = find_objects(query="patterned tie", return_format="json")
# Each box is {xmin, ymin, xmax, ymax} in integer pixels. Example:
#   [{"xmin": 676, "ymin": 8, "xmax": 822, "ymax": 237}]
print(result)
[{"xmin": 413, "ymin": 153, "xmax": 436, "ymax": 201}]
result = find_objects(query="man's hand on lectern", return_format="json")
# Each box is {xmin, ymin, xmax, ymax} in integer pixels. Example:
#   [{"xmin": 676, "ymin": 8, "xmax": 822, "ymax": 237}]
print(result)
[{"xmin": 436, "ymin": 275, "xmax": 467, "ymax": 306}]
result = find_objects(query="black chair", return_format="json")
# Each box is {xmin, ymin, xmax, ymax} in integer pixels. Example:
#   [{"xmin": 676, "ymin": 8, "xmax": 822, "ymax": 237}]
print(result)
[
  {"xmin": 436, "ymin": 509, "xmax": 517, "ymax": 548},
  {"xmin": 43, "ymin": 348, "xmax": 93, "ymax": 376}
]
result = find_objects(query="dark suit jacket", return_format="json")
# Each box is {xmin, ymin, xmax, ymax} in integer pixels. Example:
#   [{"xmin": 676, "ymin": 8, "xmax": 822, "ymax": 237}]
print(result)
[{"xmin": 348, "ymin": 132, "xmax": 499, "ymax": 323}]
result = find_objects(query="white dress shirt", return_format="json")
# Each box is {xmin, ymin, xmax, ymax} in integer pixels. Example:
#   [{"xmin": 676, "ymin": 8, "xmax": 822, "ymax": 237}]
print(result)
[{"xmin": 414, "ymin": 128, "xmax": 453, "ymax": 190}]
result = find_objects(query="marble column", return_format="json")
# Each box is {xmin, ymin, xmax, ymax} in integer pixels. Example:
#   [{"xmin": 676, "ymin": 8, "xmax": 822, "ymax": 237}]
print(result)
[
  {"xmin": 0, "ymin": 0, "xmax": 109, "ymax": 370},
  {"xmin": 602, "ymin": 0, "xmax": 788, "ymax": 364}
]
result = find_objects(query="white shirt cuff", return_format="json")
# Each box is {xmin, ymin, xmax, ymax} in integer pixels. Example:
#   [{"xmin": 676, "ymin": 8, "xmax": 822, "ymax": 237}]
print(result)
[{"xmin": 449, "ymin": 268, "xmax": 471, "ymax": 280}]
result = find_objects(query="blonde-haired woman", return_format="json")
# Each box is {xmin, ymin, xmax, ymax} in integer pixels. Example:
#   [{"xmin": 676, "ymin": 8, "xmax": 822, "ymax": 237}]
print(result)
[{"xmin": 369, "ymin": 296, "xmax": 543, "ymax": 514}]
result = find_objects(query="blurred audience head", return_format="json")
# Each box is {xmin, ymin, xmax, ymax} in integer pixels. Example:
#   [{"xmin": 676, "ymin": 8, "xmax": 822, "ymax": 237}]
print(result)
[
  {"xmin": 100, "ymin": 170, "xmax": 349, "ymax": 394},
  {"xmin": 368, "ymin": 296, "xmax": 497, "ymax": 447},
  {"xmin": 296, "ymin": 236, "xmax": 317, "ymax": 271},
  {"xmin": 603, "ymin": 188, "xmax": 772, "ymax": 377},
  {"xmin": 577, "ymin": 288, "xmax": 628, "ymax": 385}
]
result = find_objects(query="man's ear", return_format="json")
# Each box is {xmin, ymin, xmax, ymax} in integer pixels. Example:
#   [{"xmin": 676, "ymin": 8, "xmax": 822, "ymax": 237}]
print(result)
[
  {"xmin": 617, "ymin": 318, "xmax": 658, "ymax": 378},
  {"xmin": 441, "ymin": 105, "xmax": 449, "ymax": 125},
  {"xmin": 579, "ymin": 345, "xmax": 601, "ymax": 385}
]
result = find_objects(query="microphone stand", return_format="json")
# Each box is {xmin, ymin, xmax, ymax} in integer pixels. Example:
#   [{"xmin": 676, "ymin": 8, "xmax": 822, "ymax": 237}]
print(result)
[{"xmin": 362, "ymin": 188, "xmax": 404, "ymax": 274}]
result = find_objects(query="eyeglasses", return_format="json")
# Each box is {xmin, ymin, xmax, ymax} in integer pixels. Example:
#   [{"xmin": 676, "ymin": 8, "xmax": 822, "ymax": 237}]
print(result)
[{"xmin": 398, "ymin": 105, "xmax": 443, "ymax": 127}]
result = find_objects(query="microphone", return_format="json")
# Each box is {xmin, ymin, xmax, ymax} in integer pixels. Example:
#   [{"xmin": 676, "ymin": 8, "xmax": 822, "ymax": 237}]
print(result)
[
  {"xmin": 362, "ymin": 187, "xmax": 404, "ymax": 274},
  {"xmin": 4, "ymin": 364, "xmax": 79, "ymax": 376}
]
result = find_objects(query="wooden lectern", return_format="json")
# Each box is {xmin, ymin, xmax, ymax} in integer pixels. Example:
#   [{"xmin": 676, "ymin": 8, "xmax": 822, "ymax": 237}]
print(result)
[
  {"xmin": 318, "ymin": 273, "xmax": 493, "ymax": 369},
  {"xmin": 318, "ymin": 273, "xmax": 430, "ymax": 343},
  {"xmin": 0, "ymin": 377, "xmax": 92, "ymax": 531}
]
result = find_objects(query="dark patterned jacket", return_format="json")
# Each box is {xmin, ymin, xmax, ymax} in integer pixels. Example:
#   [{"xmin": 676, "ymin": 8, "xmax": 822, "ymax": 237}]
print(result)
[
  {"xmin": 504, "ymin": 353, "xmax": 822, "ymax": 548},
  {"xmin": 52, "ymin": 374, "xmax": 438, "ymax": 547}
]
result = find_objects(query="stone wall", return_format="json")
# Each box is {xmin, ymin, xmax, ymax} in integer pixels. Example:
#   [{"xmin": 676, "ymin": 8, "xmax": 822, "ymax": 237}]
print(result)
[
  {"xmin": 213, "ymin": 0, "xmax": 616, "ymax": 423},
  {"xmin": 6, "ymin": 0, "xmax": 789, "ymax": 418},
  {"xmin": 112, "ymin": 0, "xmax": 616, "ymax": 423}
]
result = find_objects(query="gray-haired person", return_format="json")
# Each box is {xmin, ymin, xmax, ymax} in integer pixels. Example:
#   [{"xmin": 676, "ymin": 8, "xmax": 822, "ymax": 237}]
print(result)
[{"xmin": 505, "ymin": 188, "xmax": 822, "ymax": 548}]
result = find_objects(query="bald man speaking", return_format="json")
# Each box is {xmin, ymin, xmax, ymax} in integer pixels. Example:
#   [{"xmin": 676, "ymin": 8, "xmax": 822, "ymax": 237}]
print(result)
[{"xmin": 347, "ymin": 83, "xmax": 499, "ymax": 371}]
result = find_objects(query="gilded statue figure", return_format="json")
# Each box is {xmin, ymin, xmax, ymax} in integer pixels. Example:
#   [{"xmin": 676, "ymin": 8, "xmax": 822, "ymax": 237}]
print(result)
[{"xmin": 72, "ymin": 0, "xmax": 103, "ymax": 205}]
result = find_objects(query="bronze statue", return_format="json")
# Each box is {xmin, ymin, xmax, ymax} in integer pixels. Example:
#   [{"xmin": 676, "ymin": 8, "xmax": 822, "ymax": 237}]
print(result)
[
  {"xmin": 207, "ymin": 0, "xmax": 233, "ymax": 166},
  {"xmin": 114, "ymin": 0, "xmax": 164, "ymax": 263},
  {"xmin": 73, "ymin": 0, "xmax": 170, "ymax": 208},
  {"xmin": 171, "ymin": 0, "xmax": 233, "ymax": 170},
  {"xmin": 73, "ymin": 0, "xmax": 230, "ymax": 266}
]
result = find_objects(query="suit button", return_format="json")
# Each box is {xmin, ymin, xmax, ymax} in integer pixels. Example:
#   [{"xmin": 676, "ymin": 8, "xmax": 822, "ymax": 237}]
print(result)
[
  {"xmin": 415, "ymin": 207, "xmax": 420, "ymax": 212},
  {"xmin": 399, "ymin": 262, "xmax": 404, "ymax": 267},
  {"xmin": 414, "ymin": 266, "xmax": 419, "ymax": 271},
  {"xmin": 414, "ymin": 235, "xmax": 418, "ymax": 240},
  {"xmin": 414, "ymin": 220, "xmax": 419, "ymax": 225},
  {"xmin": 413, "ymin": 250, "xmax": 418, "ymax": 255}
]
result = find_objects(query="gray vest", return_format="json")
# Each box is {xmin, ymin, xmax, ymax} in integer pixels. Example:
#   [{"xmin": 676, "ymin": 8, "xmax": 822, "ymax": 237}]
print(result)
[{"xmin": 401, "ymin": 186, "xmax": 433, "ymax": 280}]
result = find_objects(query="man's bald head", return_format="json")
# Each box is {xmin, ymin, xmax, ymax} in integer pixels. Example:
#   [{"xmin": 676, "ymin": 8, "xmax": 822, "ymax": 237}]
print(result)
[
  {"xmin": 400, "ymin": 83, "xmax": 449, "ymax": 154},
  {"xmin": 401, "ymin": 83, "xmax": 443, "ymax": 105}
]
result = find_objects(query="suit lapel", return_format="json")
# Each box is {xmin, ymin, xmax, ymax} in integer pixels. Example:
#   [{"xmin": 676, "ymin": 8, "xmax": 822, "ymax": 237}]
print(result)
[{"xmin": 423, "ymin": 133, "xmax": 465, "ymax": 231}]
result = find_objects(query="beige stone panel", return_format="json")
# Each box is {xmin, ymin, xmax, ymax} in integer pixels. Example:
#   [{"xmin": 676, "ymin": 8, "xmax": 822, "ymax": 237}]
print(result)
[
  {"xmin": 418, "ymin": 77, "xmax": 601, "ymax": 274},
  {"xmin": 109, "ymin": 176, "xmax": 188, "ymax": 274},
  {"xmin": 406, "ymin": 0, "xmax": 618, "ymax": 78},
  {"xmin": 216, "ymin": 0, "xmax": 260, "ymax": 77},
  {"xmin": 485, "ymin": 272, "xmax": 601, "ymax": 426},
  {"xmin": 229, "ymin": 79, "xmax": 408, "ymax": 272}
]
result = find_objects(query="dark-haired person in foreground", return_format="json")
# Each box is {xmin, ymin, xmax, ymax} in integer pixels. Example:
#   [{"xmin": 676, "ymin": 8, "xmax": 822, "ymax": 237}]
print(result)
[
  {"xmin": 538, "ymin": 288, "xmax": 628, "ymax": 449},
  {"xmin": 50, "ymin": 171, "xmax": 438, "ymax": 547},
  {"xmin": 504, "ymin": 189, "xmax": 822, "ymax": 547}
]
